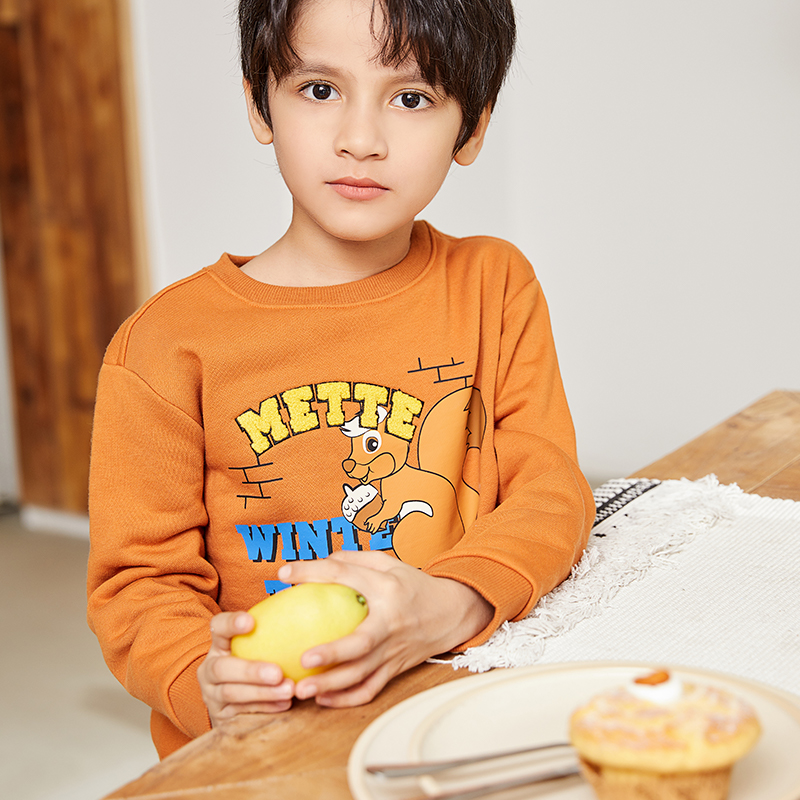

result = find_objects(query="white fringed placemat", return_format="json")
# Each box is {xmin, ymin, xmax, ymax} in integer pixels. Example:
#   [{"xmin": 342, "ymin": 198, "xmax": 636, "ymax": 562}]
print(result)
[{"xmin": 451, "ymin": 475, "xmax": 800, "ymax": 698}]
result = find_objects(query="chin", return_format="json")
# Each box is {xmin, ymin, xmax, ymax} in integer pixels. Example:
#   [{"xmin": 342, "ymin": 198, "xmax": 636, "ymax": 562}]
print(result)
[{"xmin": 327, "ymin": 217, "xmax": 415, "ymax": 246}]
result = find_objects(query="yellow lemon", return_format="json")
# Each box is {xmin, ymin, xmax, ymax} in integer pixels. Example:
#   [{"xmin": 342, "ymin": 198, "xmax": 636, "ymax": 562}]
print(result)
[{"xmin": 231, "ymin": 583, "xmax": 368, "ymax": 681}]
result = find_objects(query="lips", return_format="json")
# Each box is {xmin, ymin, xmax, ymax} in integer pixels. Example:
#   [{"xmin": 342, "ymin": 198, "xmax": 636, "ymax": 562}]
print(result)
[{"xmin": 328, "ymin": 177, "xmax": 389, "ymax": 200}]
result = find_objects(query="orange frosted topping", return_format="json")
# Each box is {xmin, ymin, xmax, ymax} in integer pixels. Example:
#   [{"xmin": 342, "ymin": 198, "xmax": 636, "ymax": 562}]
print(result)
[{"xmin": 635, "ymin": 670, "xmax": 671, "ymax": 686}]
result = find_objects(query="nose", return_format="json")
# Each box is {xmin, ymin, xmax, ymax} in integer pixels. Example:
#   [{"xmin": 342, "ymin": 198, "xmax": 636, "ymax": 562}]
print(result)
[
  {"xmin": 342, "ymin": 459, "xmax": 356, "ymax": 475},
  {"xmin": 334, "ymin": 103, "xmax": 387, "ymax": 160}
]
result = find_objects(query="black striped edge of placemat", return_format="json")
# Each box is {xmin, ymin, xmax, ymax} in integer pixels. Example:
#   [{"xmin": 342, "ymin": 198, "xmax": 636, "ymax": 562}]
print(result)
[{"xmin": 592, "ymin": 478, "xmax": 662, "ymax": 527}]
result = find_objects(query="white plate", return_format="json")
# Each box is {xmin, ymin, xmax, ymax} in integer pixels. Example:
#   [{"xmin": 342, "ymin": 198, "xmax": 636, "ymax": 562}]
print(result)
[{"xmin": 348, "ymin": 662, "xmax": 800, "ymax": 800}]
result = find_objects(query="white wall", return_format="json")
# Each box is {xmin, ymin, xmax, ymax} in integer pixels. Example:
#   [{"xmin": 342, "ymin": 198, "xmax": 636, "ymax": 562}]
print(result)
[
  {"xmin": 129, "ymin": 0, "xmax": 800, "ymax": 484},
  {"xmin": 129, "ymin": 0, "xmax": 290, "ymax": 289}
]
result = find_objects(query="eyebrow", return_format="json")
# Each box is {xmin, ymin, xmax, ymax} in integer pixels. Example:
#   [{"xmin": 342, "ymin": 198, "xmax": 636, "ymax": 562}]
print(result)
[
  {"xmin": 287, "ymin": 63, "xmax": 340, "ymax": 78},
  {"xmin": 286, "ymin": 61, "xmax": 428, "ymax": 86}
]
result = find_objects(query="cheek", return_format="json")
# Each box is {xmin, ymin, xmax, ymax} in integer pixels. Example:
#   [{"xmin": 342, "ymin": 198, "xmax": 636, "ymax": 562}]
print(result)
[
  {"xmin": 406, "ymin": 143, "xmax": 455, "ymax": 198},
  {"xmin": 395, "ymin": 120, "xmax": 460, "ymax": 189},
  {"xmin": 272, "ymin": 134, "xmax": 314, "ymax": 185},
  {"xmin": 270, "ymin": 112, "xmax": 325, "ymax": 173}
]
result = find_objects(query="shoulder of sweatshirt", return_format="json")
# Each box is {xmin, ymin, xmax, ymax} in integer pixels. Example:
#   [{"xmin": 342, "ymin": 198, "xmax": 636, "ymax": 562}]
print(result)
[
  {"xmin": 423, "ymin": 228, "xmax": 542, "ymax": 317},
  {"xmin": 424, "ymin": 224, "xmax": 539, "ymax": 292},
  {"xmin": 102, "ymin": 259, "xmax": 231, "ymax": 368}
]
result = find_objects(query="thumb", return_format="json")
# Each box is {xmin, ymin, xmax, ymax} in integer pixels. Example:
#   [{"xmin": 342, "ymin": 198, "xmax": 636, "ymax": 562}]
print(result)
[{"xmin": 209, "ymin": 611, "xmax": 254, "ymax": 653}]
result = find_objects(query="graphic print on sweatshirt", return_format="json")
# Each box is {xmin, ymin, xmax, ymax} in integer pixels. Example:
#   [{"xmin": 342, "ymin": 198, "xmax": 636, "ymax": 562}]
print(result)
[{"xmin": 232, "ymin": 370, "xmax": 486, "ymax": 591}]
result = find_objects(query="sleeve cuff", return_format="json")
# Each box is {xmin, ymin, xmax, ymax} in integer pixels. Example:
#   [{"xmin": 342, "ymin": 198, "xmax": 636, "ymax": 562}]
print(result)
[
  {"xmin": 424, "ymin": 556, "xmax": 534, "ymax": 650},
  {"xmin": 167, "ymin": 655, "xmax": 212, "ymax": 740}
]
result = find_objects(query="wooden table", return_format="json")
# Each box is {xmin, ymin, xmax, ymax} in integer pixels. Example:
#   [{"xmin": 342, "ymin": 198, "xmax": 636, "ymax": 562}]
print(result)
[{"xmin": 105, "ymin": 390, "xmax": 800, "ymax": 800}]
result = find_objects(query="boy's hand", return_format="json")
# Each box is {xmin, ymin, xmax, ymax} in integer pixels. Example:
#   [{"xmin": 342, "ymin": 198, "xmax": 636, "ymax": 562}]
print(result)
[
  {"xmin": 277, "ymin": 551, "xmax": 493, "ymax": 708},
  {"xmin": 197, "ymin": 612, "xmax": 295, "ymax": 727}
]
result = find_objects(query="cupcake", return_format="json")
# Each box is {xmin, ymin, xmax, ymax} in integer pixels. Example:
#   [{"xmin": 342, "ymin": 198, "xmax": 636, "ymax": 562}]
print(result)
[{"xmin": 569, "ymin": 670, "xmax": 761, "ymax": 800}]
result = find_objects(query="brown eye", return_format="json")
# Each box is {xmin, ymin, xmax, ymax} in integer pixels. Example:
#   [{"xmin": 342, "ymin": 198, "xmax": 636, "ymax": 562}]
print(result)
[
  {"xmin": 391, "ymin": 92, "xmax": 431, "ymax": 110},
  {"xmin": 301, "ymin": 83, "xmax": 339, "ymax": 101}
]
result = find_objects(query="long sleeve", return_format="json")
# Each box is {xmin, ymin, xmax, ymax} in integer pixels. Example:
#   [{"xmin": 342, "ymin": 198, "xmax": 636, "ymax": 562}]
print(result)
[
  {"xmin": 424, "ymin": 272, "xmax": 594, "ymax": 648},
  {"xmin": 87, "ymin": 357, "xmax": 217, "ymax": 747}
]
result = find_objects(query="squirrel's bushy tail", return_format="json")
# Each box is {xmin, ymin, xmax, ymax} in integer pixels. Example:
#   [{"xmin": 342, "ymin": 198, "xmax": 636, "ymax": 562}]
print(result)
[{"xmin": 415, "ymin": 386, "xmax": 486, "ymax": 528}]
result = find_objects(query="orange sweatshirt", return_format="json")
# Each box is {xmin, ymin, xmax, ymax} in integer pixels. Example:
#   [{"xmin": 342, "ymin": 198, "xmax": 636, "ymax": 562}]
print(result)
[{"xmin": 87, "ymin": 221, "xmax": 594, "ymax": 758}]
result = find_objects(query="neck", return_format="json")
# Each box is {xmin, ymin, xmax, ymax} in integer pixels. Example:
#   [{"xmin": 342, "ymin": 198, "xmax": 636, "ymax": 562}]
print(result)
[{"xmin": 243, "ymin": 214, "xmax": 414, "ymax": 288}]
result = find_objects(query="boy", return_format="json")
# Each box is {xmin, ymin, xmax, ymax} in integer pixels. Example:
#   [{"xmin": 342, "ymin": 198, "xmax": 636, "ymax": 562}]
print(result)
[{"xmin": 88, "ymin": 0, "xmax": 594, "ymax": 760}]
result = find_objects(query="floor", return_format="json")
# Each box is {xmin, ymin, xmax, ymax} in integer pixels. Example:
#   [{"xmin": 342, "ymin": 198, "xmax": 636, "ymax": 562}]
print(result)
[{"xmin": 0, "ymin": 509, "xmax": 158, "ymax": 800}]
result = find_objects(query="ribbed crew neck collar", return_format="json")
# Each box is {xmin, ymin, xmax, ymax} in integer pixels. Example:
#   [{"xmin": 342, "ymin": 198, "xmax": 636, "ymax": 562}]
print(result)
[{"xmin": 207, "ymin": 220, "xmax": 435, "ymax": 307}]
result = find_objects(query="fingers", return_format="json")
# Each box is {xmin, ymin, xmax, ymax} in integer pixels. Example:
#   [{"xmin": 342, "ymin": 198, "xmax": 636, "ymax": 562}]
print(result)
[
  {"xmin": 206, "ymin": 650, "xmax": 284, "ymax": 687},
  {"xmin": 277, "ymin": 549, "xmax": 399, "ymax": 587},
  {"xmin": 326, "ymin": 549, "xmax": 399, "ymax": 570},
  {"xmin": 200, "ymin": 611, "xmax": 296, "ymax": 726},
  {"xmin": 297, "ymin": 653, "xmax": 399, "ymax": 708},
  {"xmin": 294, "ymin": 614, "xmax": 409, "ymax": 702},
  {"xmin": 295, "ymin": 633, "xmax": 377, "ymax": 698},
  {"xmin": 209, "ymin": 611, "xmax": 254, "ymax": 653},
  {"xmin": 315, "ymin": 666, "xmax": 393, "ymax": 708},
  {"xmin": 199, "ymin": 652, "xmax": 295, "ymax": 725},
  {"xmin": 307, "ymin": 627, "xmax": 376, "ymax": 668},
  {"xmin": 212, "ymin": 669, "xmax": 294, "ymax": 706},
  {"xmin": 213, "ymin": 698, "xmax": 293, "ymax": 719},
  {"xmin": 206, "ymin": 671, "xmax": 295, "ymax": 722}
]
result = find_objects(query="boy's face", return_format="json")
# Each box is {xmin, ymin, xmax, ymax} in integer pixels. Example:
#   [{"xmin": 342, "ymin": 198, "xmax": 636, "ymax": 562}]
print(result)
[{"xmin": 247, "ymin": 0, "xmax": 487, "ymax": 248}]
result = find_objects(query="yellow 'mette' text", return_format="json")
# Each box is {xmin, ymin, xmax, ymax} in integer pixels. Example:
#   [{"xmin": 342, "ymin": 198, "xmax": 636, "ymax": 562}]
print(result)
[{"xmin": 236, "ymin": 381, "xmax": 423, "ymax": 455}]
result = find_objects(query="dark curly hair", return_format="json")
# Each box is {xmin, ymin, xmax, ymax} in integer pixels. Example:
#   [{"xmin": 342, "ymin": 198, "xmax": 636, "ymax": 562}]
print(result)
[{"xmin": 239, "ymin": 0, "xmax": 516, "ymax": 153}]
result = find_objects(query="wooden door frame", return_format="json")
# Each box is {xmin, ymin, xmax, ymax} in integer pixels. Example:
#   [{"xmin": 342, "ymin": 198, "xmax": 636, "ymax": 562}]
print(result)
[{"xmin": 0, "ymin": 0, "xmax": 147, "ymax": 516}]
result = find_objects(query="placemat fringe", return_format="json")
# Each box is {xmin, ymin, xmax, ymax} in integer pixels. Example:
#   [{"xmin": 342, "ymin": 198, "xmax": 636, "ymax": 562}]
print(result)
[{"xmin": 450, "ymin": 475, "xmax": 742, "ymax": 673}]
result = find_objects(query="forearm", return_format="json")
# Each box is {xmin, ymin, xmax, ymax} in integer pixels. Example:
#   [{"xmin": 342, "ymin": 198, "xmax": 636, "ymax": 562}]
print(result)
[{"xmin": 434, "ymin": 578, "xmax": 495, "ymax": 653}]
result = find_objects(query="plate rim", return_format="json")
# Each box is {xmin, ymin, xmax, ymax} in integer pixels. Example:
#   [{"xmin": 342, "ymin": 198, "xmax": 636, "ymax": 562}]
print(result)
[{"xmin": 347, "ymin": 660, "xmax": 800, "ymax": 800}]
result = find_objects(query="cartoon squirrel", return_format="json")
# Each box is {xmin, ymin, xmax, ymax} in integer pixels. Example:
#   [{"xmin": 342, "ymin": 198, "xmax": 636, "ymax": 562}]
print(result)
[{"xmin": 340, "ymin": 386, "xmax": 486, "ymax": 567}]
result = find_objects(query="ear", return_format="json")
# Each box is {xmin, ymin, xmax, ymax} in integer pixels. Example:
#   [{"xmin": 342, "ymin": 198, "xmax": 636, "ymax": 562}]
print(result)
[
  {"xmin": 454, "ymin": 107, "xmax": 492, "ymax": 166},
  {"xmin": 243, "ymin": 78, "xmax": 274, "ymax": 145}
]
